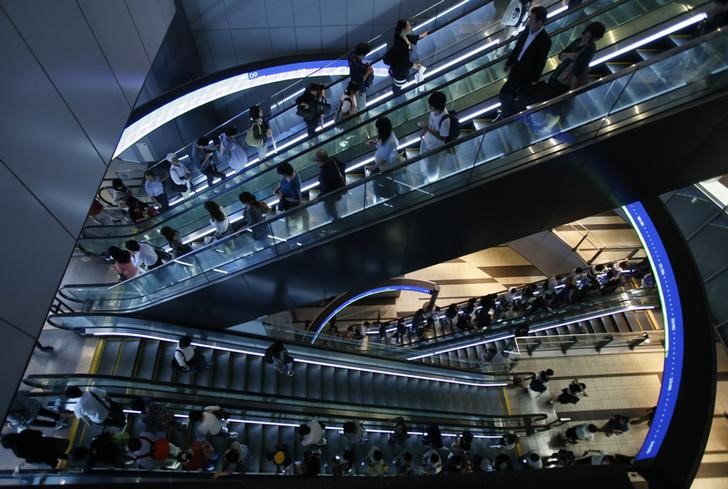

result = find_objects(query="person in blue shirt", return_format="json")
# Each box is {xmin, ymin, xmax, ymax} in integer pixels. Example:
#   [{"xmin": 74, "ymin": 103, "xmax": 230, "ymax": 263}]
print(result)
[
  {"xmin": 143, "ymin": 171, "xmax": 169, "ymax": 210},
  {"xmin": 348, "ymin": 43, "xmax": 374, "ymax": 110},
  {"xmin": 275, "ymin": 162, "xmax": 302, "ymax": 212}
]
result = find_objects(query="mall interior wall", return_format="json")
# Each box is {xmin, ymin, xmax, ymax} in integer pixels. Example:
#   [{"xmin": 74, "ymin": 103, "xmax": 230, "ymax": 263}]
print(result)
[{"xmin": 0, "ymin": 0, "xmax": 175, "ymax": 422}]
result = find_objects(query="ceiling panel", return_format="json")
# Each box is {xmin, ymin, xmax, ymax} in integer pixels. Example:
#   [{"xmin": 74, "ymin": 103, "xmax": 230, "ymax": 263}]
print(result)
[
  {"xmin": 192, "ymin": 0, "xmax": 229, "ymax": 31},
  {"xmin": 296, "ymin": 26, "xmax": 322, "ymax": 52},
  {"xmin": 265, "ymin": 0, "xmax": 295, "ymax": 28},
  {"xmin": 224, "ymin": 0, "xmax": 268, "ymax": 28},
  {"xmin": 319, "ymin": 0, "xmax": 347, "ymax": 25},
  {"xmin": 181, "ymin": 0, "xmax": 483, "ymax": 74},
  {"xmin": 231, "ymin": 28, "xmax": 273, "ymax": 61},
  {"xmin": 321, "ymin": 25, "xmax": 348, "ymax": 50},
  {"xmin": 269, "ymin": 27, "xmax": 298, "ymax": 57},
  {"xmin": 293, "ymin": 0, "xmax": 321, "ymax": 27}
]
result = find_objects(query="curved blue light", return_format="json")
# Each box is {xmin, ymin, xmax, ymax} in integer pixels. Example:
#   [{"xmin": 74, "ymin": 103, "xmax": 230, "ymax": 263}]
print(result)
[
  {"xmin": 623, "ymin": 202, "xmax": 684, "ymax": 460},
  {"xmin": 311, "ymin": 285, "xmax": 435, "ymax": 343}
]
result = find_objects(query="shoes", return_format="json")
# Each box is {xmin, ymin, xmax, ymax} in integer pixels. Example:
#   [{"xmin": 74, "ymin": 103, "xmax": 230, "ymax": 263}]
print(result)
[
  {"xmin": 489, "ymin": 113, "xmax": 503, "ymax": 123},
  {"xmin": 287, "ymin": 370, "xmax": 295, "ymax": 377}
]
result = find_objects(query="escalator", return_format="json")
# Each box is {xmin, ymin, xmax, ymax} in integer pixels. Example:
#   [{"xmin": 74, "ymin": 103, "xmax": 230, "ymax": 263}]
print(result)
[
  {"xmin": 16, "ymin": 383, "xmax": 547, "ymax": 478},
  {"xmin": 19, "ymin": 323, "xmax": 547, "ymax": 477},
  {"xmin": 58, "ymin": 20, "xmax": 728, "ymax": 328},
  {"xmin": 91, "ymin": 0, "xmax": 566, "ymax": 220},
  {"xmin": 79, "ymin": 0, "xmax": 679, "ymax": 253}
]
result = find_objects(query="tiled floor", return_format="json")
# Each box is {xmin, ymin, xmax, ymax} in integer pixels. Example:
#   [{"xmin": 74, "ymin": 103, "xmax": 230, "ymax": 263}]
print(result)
[{"xmin": 506, "ymin": 352, "xmax": 664, "ymax": 460}]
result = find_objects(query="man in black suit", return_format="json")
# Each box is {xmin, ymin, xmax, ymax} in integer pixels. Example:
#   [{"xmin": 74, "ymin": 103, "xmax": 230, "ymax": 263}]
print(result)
[{"xmin": 498, "ymin": 6, "xmax": 552, "ymax": 119}]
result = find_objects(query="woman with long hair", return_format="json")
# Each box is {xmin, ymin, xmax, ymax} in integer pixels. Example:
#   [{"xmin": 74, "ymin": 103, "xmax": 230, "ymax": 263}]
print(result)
[
  {"xmin": 238, "ymin": 192, "xmax": 270, "ymax": 243},
  {"xmin": 203, "ymin": 200, "xmax": 230, "ymax": 239}
]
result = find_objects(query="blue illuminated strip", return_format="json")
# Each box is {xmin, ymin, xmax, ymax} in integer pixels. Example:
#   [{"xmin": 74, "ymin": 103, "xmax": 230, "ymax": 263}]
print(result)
[
  {"xmin": 623, "ymin": 202, "xmax": 684, "ymax": 460},
  {"xmin": 311, "ymin": 285, "xmax": 435, "ymax": 343}
]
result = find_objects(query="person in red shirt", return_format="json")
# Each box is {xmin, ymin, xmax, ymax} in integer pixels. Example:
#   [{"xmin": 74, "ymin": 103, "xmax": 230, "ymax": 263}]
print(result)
[{"xmin": 178, "ymin": 439, "xmax": 218, "ymax": 471}]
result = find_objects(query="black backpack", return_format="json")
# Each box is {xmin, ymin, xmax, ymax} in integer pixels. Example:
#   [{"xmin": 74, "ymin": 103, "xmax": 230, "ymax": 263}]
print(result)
[
  {"xmin": 383, "ymin": 48, "xmax": 393, "ymax": 66},
  {"xmin": 438, "ymin": 111, "xmax": 461, "ymax": 142},
  {"xmin": 141, "ymin": 240, "xmax": 172, "ymax": 263}
]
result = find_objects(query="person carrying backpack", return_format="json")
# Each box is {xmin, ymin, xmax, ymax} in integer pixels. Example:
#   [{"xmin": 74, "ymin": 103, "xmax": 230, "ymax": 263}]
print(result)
[
  {"xmin": 296, "ymin": 84, "xmax": 329, "ymax": 139},
  {"xmin": 264, "ymin": 341, "xmax": 295, "ymax": 377},
  {"xmin": 417, "ymin": 91, "xmax": 460, "ymax": 183},
  {"xmin": 173, "ymin": 335, "xmax": 208, "ymax": 373},
  {"xmin": 314, "ymin": 149, "xmax": 347, "ymax": 221},
  {"xmin": 246, "ymin": 106, "xmax": 272, "ymax": 160}
]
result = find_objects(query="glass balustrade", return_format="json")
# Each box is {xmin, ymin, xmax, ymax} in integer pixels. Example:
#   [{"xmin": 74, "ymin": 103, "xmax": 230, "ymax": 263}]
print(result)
[{"xmin": 60, "ymin": 28, "xmax": 728, "ymax": 314}]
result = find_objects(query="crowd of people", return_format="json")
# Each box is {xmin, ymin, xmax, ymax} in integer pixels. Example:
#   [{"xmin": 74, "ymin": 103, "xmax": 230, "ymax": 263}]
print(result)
[
  {"xmin": 325, "ymin": 259, "xmax": 651, "ymax": 349},
  {"xmin": 90, "ymin": 4, "xmax": 623, "ymax": 242},
  {"xmin": 91, "ymin": 0, "xmax": 728, "ymax": 278},
  {"xmin": 1, "ymin": 384, "xmax": 649, "ymax": 477}
]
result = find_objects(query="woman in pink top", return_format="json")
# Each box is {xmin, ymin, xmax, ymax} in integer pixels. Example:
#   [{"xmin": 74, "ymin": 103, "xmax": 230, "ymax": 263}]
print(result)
[{"xmin": 108, "ymin": 246, "xmax": 138, "ymax": 280}]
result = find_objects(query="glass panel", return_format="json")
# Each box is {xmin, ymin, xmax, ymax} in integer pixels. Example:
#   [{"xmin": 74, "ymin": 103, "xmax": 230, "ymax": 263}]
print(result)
[
  {"xmin": 687, "ymin": 214, "xmax": 728, "ymax": 281},
  {"xmin": 664, "ymin": 186, "xmax": 721, "ymax": 238},
  {"xmin": 63, "ymin": 24, "xmax": 728, "ymax": 314},
  {"xmin": 705, "ymin": 267, "xmax": 728, "ymax": 330},
  {"xmin": 77, "ymin": 0, "xmax": 666, "ymax": 254}
]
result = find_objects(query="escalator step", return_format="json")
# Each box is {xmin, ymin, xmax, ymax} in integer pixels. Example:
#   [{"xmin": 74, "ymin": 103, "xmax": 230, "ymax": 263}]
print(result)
[
  {"xmin": 211, "ymin": 350, "xmax": 232, "ymax": 389},
  {"xmin": 229, "ymin": 353, "xmax": 248, "ymax": 392},
  {"xmin": 135, "ymin": 340, "xmax": 159, "ymax": 381},
  {"xmin": 95, "ymin": 338, "xmax": 122, "ymax": 376},
  {"xmin": 247, "ymin": 356, "xmax": 263, "ymax": 393},
  {"xmin": 118, "ymin": 339, "xmax": 142, "ymax": 377},
  {"xmin": 306, "ymin": 363, "xmax": 322, "ymax": 400},
  {"xmin": 261, "ymin": 355, "xmax": 278, "ymax": 395},
  {"xmin": 154, "ymin": 342, "xmax": 177, "ymax": 383}
]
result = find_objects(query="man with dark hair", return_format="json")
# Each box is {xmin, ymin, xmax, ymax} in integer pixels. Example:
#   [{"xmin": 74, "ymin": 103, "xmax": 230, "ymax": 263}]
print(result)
[
  {"xmin": 349, "ymin": 42, "xmax": 374, "ymax": 110},
  {"xmin": 314, "ymin": 149, "xmax": 347, "ymax": 220},
  {"xmin": 298, "ymin": 418, "xmax": 326, "ymax": 447},
  {"xmin": 125, "ymin": 239, "xmax": 162, "ymax": 270},
  {"xmin": 64, "ymin": 386, "xmax": 126, "ymax": 428},
  {"xmin": 418, "ymin": 90, "xmax": 457, "ymax": 182},
  {"xmin": 143, "ymin": 170, "xmax": 169, "ymax": 210},
  {"xmin": 497, "ymin": 6, "xmax": 552, "ymax": 119},
  {"xmin": 173, "ymin": 334, "xmax": 208, "ymax": 373},
  {"xmin": 190, "ymin": 136, "xmax": 225, "ymax": 186}
]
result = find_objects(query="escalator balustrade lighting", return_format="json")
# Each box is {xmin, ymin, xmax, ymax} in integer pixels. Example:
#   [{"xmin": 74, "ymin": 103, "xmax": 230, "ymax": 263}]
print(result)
[{"xmin": 91, "ymin": 331, "xmax": 508, "ymax": 387}]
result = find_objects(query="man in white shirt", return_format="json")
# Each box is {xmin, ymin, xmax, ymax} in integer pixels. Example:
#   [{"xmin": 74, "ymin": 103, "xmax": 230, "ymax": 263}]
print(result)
[
  {"xmin": 144, "ymin": 170, "xmax": 169, "ymax": 210},
  {"xmin": 174, "ymin": 335, "xmax": 208, "ymax": 373},
  {"xmin": 189, "ymin": 406, "xmax": 224, "ymax": 437},
  {"xmin": 64, "ymin": 386, "xmax": 126, "ymax": 428},
  {"xmin": 418, "ymin": 91, "xmax": 456, "ymax": 183},
  {"xmin": 298, "ymin": 418, "xmax": 326, "ymax": 447},
  {"xmin": 497, "ymin": 6, "xmax": 552, "ymax": 118},
  {"xmin": 166, "ymin": 153, "xmax": 192, "ymax": 195},
  {"xmin": 125, "ymin": 240, "xmax": 161, "ymax": 270}
]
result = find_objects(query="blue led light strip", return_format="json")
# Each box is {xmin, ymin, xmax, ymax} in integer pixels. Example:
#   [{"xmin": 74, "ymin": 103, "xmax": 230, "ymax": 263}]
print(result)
[
  {"xmin": 623, "ymin": 202, "xmax": 684, "ymax": 460},
  {"xmin": 311, "ymin": 285, "xmax": 435, "ymax": 343}
]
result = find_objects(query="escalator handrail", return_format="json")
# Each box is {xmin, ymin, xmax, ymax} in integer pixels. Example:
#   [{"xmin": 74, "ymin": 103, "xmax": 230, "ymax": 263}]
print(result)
[
  {"xmin": 62, "ymin": 20, "xmax": 725, "ymax": 304},
  {"xmin": 130, "ymin": 0, "xmax": 566, "ymax": 178},
  {"xmin": 45, "ymin": 313, "xmax": 530, "ymax": 383},
  {"xmin": 81, "ymin": 0, "xmax": 617, "ymax": 237},
  {"xmin": 22, "ymin": 373, "xmax": 548, "ymax": 426}
]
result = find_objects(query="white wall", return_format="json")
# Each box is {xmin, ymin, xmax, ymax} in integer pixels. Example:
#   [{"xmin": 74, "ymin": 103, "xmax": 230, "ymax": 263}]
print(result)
[{"xmin": 0, "ymin": 0, "xmax": 175, "ymax": 422}]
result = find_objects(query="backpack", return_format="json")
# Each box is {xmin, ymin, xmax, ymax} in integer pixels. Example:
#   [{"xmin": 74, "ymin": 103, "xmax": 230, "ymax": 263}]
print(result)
[
  {"xmin": 138, "ymin": 436, "xmax": 170, "ymax": 461},
  {"xmin": 438, "ymin": 111, "xmax": 461, "ymax": 142},
  {"xmin": 383, "ymin": 48, "xmax": 393, "ymax": 66},
  {"xmin": 335, "ymin": 96, "xmax": 356, "ymax": 122},
  {"xmin": 141, "ymin": 240, "xmax": 172, "ymax": 263},
  {"xmin": 529, "ymin": 378, "xmax": 547, "ymax": 393},
  {"xmin": 246, "ymin": 121, "xmax": 266, "ymax": 148}
]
